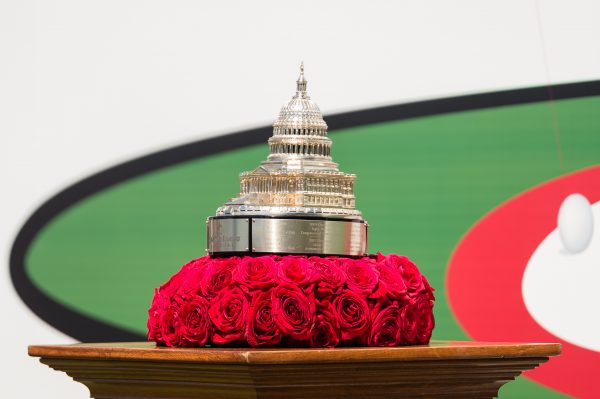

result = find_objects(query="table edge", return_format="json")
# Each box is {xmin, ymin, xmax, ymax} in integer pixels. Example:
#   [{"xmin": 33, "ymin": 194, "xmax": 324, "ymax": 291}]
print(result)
[{"xmin": 28, "ymin": 340, "xmax": 561, "ymax": 364}]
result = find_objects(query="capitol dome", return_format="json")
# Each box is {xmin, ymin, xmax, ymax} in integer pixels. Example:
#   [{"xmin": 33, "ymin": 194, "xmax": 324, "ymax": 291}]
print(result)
[
  {"xmin": 215, "ymin": 63, "xmax": 363, "ymax": 220},
  {"xmin": 273, "ymin": 63, "xmax": 328, "ymax": 131}
]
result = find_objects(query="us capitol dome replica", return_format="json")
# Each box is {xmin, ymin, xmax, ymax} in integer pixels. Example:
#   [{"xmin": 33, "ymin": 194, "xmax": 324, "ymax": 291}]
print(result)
[
  {"xmin": 207, "ymin": 62, "xmax": 367, "ymax": 257},
  {"xmin": 147, "ymin": 64, "xmax": 435, "ymax": 349}
]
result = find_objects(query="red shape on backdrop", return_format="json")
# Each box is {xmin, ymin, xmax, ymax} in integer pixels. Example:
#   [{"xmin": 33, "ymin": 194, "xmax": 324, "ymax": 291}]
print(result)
[{"xmin": 447, "ymin": 165, "xmax": 600, "ymax": 399}]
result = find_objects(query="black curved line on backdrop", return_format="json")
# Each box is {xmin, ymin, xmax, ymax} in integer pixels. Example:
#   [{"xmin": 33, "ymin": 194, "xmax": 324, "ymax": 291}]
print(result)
[{"xmin": 10, "ymin": 80, "xmax": 600, "ymax": 342}]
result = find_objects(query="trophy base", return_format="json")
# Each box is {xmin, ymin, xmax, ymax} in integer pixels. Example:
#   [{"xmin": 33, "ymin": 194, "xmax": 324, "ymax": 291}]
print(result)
[{"xmin": 206, "ymin": 216, "xmax": 368, "ymax": 256}]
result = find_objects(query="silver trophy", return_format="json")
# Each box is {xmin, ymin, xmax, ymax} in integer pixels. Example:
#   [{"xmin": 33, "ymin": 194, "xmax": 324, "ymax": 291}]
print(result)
[{"xmin": 207, "ymin": 63, "xmax": 368, "ymax": 256}]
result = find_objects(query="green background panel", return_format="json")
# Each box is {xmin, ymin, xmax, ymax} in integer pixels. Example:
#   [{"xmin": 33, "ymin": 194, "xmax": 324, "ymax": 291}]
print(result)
[{"xmin": 28, "ymin": 96, "xmax": 600, "ymax": 398}]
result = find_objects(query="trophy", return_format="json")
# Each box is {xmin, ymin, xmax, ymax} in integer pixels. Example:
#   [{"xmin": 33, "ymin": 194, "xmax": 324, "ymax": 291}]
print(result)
[
  {"xmin": 207, "ymin": 63, "xmax": 368, "ymax": 257},
  {"xmin": 147, "ymin": 64, "xmax": 434, "ymax": 350}
]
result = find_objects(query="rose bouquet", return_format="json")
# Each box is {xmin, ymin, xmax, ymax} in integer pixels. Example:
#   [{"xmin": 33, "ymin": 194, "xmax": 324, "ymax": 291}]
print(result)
[{"xmin": 147, "ymin": 253, "xmax": 434, "ymax": 348}]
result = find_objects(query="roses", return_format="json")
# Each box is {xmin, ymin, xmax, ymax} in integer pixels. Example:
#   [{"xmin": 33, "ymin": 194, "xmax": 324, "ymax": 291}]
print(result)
[
  {"xmin": 148, "ymin": 253, "xmax": 435, "ymax": 348},
  {"xmin": 247, "ymin": 291, "xmax": 282, "ymax": 346},
  {"xmin": 180, "ymin": 295, "xmax": 212, "ymax": 347},
  {"xmin": 311, "ymin": 257, "xmax": 345, "ymax": 297},
  {"xmin": 233, "ymin": 256, "xmax": 277, "ymax": 290},
  {"xmin": 384, "ymin": 254, "xmax": 425, "ymax": 297},
  {"xmin": 369, "ymin": 303, "xmax": 402, "ymax": 346},
  {"xmin": 272, "ymin": 285, "xmax": 315, "ymax": 340},
  {"xmin": 334, "ymin": 291, "xmax": 370, "ymax": 341},
  {"xmin": 209, "ymin": 287, "xmax": 248, "ymax": 344},
  {"xmin": 200, "ymin": 257, "xmax": 238, "ymax": 298},
  {"xmin": 277, "ymin": 256, "xmax": 315, "ymax": 287},
  {"xmin": 402, "ymin": 296, "xmax": 435, "ymax": 345},
  {"xmin": 310, "ymin": 314, "xmax": 340, "ymax": 348},
  {"xmin": 344, "ymin": 258, "xmax": 379, "ymax": 295}
]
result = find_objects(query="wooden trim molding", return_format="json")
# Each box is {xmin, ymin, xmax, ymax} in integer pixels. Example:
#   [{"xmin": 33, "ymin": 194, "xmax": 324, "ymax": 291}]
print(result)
[{"xmin": 29, "ymin": 340, "xmax": 560, "ymax": 398}]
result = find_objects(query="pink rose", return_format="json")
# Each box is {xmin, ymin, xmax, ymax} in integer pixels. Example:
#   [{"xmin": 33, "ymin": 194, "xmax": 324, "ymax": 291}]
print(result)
[
  {"xmin": 277, "ymin": 256, "xmax": 315, "ymax": 287},
  {"xmin": 344, "ymin": 257, "xmax": 379, "ymax": 295},
  {"xmin": 179, "ymin": 295, "xmax": 212, "ymax": 347},
  {"xmin": 233, "ymin": 256, "xmax": 277, "ymax": 291},
  {"xmin": 246, "ymin": 291, "xmax": 282, "ymax": 347},
  {"xmin": 333, "ymin": 290, "xmax": 370, "ymax": 341},
  {"xmin": 272, "ymin": 285, "xmax": 315, "ymax": 341},
  {"xmin": 208, "ymin": 287, "xmax": 249, "ymax": 344}
]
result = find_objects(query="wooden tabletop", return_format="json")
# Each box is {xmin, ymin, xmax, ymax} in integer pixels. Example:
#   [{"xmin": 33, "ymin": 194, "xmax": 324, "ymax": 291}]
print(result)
[
  {"xmin": 28, "ymin": 340, "xmax": 561, "ymax": 399},
  {"xmin": 29, "ymin": 340, "xmax": 560, "ymax": 364}
]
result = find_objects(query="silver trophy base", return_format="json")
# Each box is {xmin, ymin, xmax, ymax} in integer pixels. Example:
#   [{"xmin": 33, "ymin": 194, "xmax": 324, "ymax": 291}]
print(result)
[{"xmin": 206, "ymin": 216, "xmax": 368, "ymax": 257}]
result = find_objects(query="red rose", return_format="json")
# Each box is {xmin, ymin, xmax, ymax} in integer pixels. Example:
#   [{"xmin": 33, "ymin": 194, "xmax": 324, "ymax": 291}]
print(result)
[
  {"xmin": 309, "ymin": 314, "xmax": 340, "ymax": 348},
  {"xmin": 415, "ymin": 296, "xmax": 435, "ymax": 344},
  {"xmin": 401, "ymin": 295, "xmax": 434, "ymax": 345},
  {"xmin": 179, "ymin": 295, "xmax": 212, "ymax": 347},
  {"xmin": 401, "ymin": 302, "xmax": 418, "ymax": 344},
  {"xmin": 333, "ymin": 291, "xmax": 370, "ymax": 341},
  {"xmin": 422, "ymin": 275, "xmax": 436, "ymax": 301},
  {"xmin": 179, "ymin": 258, "xmax": 212, "ymax": 294},
  {"xmin": 311, "ymin": 257, "xmax": 346, "ymax": 298},
  {"xmin": 272, "ymin": 285, "xmax": 315, "ymax": 341},
  {"xmin": 147, "ymin": 289, "xmax": 170, "ymax": 341},
  {"xmin": 233, "ymin": 256, "xmax": 277, "ymax": 291},
  {"xmin": 368, "ymin": 303, "xmax": 402, "ymax": 347},
  {"xmin": 377, "ymin": 260, "xmax": 408, "ymax": 301},
  {"xmin": 157, "ymin": 268, "xmax": 187, "ymax": 297},
  {"xmin": 385, "ymin": 254, "xmax": 425, "ymax": 297},
  {"xmin": 344, "ymin": 257, "xmax": 379, "ymax": 295},
  {"xmin": 209, "ymin": 287, "xmax": 249, "ymax": 344},
  {"xmin": 246, "ymin": 291, "xmax": 282, "ymax": 347},
  {"xmin": 159, "ymin": 257, "xmax": 210, "ymax": 296},
  {"xmin": 200, "ymin": 257, "xmax": 238, "ymax": 298},
  {"xmin": 277, "ymin": 256, "xmax": 315, "ymax": 287},
  {"xmin": 159, "ymin": 297, "xmax": 183, "ymax": 347}
]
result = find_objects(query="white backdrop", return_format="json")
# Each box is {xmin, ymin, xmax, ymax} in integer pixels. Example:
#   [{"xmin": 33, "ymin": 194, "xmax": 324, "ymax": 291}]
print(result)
[{"xmin": 1, "ymin": 1, "xmax": 599, "ymax": 397}]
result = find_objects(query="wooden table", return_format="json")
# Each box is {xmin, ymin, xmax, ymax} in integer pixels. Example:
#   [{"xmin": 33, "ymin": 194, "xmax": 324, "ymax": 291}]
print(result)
[{"xmin": 29, "ymin": 341, "xmax": 560, "ymax": 398}]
